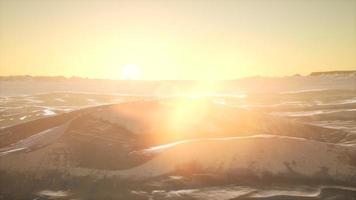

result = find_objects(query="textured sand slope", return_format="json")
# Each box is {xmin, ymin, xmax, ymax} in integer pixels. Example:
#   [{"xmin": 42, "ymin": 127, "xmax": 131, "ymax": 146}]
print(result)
[{"xmin": 111, "ymin": 136, "xmax": 356, "ymax": 183}]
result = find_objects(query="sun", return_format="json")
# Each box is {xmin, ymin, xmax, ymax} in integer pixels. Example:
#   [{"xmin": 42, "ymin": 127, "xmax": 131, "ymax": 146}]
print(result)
[{"xmin": 121, "ymin": 64, "xmax": 141, "ymax": 80}]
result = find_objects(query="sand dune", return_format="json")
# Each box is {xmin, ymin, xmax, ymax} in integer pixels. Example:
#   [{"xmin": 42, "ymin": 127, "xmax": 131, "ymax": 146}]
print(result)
[{"xmin": 1, "ymin": 97, "xmax": 356, "ymax": 199}]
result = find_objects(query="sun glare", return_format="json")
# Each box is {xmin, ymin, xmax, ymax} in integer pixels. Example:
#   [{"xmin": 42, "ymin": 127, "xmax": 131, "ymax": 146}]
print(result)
[{"xmin": 121, "ymin": 64, "xmax": 141, "ymax": 80}]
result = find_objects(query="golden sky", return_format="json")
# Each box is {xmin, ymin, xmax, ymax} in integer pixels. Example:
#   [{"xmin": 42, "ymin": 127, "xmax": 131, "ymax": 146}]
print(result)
[{"xmin": 0, "ymin": 0, "xmax": 355, "ymax": 80}]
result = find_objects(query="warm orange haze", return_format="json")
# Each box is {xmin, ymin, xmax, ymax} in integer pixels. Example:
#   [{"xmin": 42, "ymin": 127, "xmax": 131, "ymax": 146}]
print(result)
[
  {"xmin": 1, "ymin": 0, "xmax": 356, "ymax": 200},
  {"xmin": 0, "ymin": 0, "xmax": 355, "ymax": 80}
]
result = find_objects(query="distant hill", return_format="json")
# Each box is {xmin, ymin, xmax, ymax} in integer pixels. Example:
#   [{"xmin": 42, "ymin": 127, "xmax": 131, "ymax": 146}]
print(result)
[
  {"xmin": 310, "ymin": 70, "xmax": 356, "ymax": 76},
  {"xmin": 0, "ymin": 75, "xmax": 88, "ymax": 81},
  {"xmin": 1, "ymin": 70, "xmax": 355, "ymax": 96},
  {"xmin": 0, "ymin": 75, "xmax": 195, "ymax": 83},
  {"xmin": 1, "ymin": 70, "xmax": 356, "ymax": 81}
]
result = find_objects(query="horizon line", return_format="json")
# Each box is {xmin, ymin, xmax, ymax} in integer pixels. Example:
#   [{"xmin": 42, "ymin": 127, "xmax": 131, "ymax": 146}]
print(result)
[{"xmin": 1, "ymin": 70, "xmax": 356, "ymax": 82}]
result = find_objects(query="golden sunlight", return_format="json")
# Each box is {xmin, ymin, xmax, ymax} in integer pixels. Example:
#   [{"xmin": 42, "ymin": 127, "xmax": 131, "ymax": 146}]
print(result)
[
  {"xmin": 1, "ymin": 1, "xmax": 356, "ymax": 199},
  {"xmin": 121, "ymin": 64, "xmax": 141, "ymax": 80}
]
